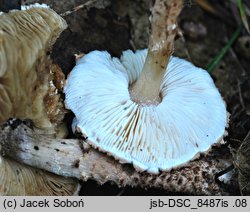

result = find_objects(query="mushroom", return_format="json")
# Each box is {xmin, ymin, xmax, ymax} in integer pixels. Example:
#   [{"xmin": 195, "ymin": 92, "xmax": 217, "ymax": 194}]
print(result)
[
  {"xmin": 0, "ymin": 4, "xmax": 78, "ymax": 195},
  {"xmin": 0, "ymin": 3, "xmax": 66, "ymax": 134},
  {"xmin": 0, "ymin": 156, "xmax": 79, "ymax": 195},
  {"xmin": 64, "ymin": 0, "xmax": 228, "ymax": 174}
]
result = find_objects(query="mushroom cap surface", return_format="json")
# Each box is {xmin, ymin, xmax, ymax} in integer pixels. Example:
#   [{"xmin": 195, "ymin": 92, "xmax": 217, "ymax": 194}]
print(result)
[
  {"xmin": 64, "ymin": 49, "xmax": 228, "ymax": 174},
  {"xmin": 0, "ymin": 5, "xmax": 67, "ymax": 133}
]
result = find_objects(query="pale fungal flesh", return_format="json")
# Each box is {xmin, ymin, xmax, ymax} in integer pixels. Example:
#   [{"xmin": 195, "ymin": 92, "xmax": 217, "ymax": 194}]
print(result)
[{"xmin": 64, "ymin": 49, "xmax": 228, "ymax": 174}]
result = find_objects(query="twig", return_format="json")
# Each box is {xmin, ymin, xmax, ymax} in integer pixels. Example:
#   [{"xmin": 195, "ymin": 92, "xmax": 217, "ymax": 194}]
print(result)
[
  {"xmin": 0, "ymin": 121, "xmax": 233, "ymax": 195},
  {"xmin": 195, "ymin": 0, "xmax": 217, "ymax": 15},
  {"xmin": 228, "ymin": 47, "xmax": 246, "ymax": 76},
  {"xmin": 236, "ymin": 0, "xmax": 250, "ymax": 33},
  {"xmin": 116, "ymin": 188, "xmax": 125, "ymax": 196},
  {"xmin": 229, "ymin": 138, "xmax": 242, "ymax": 144},
  {"xmin": 243, "ymin": 130, "xmax": 250, "ymax": 141},
  {"xmin": 60, "ymin": 0, "xmax": 98, "ymax": 17},
  {"xmin": 237, "ymin": 79, "xmax": 246, "ymax": 109},
  {"xmin": 178, "ymin": 30, "xmax": 193, "ymax": 62}
]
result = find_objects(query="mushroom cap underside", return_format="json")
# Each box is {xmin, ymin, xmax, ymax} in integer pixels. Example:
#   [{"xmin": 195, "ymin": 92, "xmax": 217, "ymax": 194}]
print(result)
[
  {"xmin": 0, "ymin": 156, "xmax": 78, "ymax": 195},
  {"xmin": 64, "ymin": 49, "xmax": 228, "ymax": 174}
]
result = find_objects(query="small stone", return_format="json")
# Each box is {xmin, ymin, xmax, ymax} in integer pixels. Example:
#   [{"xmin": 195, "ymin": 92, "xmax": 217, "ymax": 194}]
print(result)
[{"xmin": 181, "ymin": 21, "xmax": 207, "ymax": 40}]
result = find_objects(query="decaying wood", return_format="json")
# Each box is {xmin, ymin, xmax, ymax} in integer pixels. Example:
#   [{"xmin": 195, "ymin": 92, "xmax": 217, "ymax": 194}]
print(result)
[{"xmin": 0, "ymin": 120, "xmax": 235, "ymax": 195}]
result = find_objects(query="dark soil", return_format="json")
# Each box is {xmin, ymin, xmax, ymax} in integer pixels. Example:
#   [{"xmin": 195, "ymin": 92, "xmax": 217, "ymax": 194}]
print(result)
[{"xmin": 20, "ymin": 0, "xmax": 250, "ymax": 195}]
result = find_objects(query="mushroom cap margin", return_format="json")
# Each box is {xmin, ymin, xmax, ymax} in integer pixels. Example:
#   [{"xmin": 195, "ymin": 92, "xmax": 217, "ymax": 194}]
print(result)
[{"xmin": 64, "ymin": 49, "xmax": 228, "ymax": 174}]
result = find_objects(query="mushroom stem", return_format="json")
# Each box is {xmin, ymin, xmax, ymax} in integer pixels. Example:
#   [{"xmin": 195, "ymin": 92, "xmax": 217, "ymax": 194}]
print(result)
[
  {"xmin": 130, "ymin": 0, "xmax": 183, "ymax": 104},
  {"xmin": 0, "ymin": 121, "xmax": 233, "ymax": 195}
]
